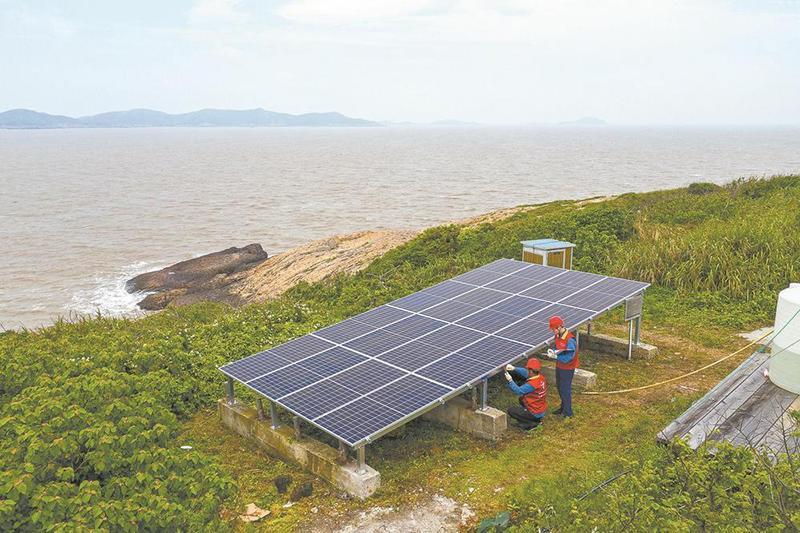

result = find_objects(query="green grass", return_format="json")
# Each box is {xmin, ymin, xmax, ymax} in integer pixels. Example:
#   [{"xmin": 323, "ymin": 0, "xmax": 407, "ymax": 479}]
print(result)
[{"xmin": 1, "ymin": 175, "xmax": 799, "ymax": 530}]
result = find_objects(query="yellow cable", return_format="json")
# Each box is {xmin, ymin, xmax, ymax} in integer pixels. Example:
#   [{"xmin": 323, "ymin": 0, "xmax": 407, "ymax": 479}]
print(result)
[{"xmin": 579, "ymin": 328, "xmax": 774, "ymax": 396}]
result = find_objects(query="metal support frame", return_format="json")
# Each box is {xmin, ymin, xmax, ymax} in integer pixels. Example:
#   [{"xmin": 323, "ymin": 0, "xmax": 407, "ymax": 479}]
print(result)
[
  {"xmin": 338, "ymin": 440, "xmax": 348, "ymax": 464},
  {"xmin": 575, "ymin": 329, "xmax": 580, "ymax": 348},
  {"xmin": 356, "ymin": 446, "xmax": 367, "ymax": 474},
  {"xmin": 470, "ymin": 386, "xmax": 478, "ymax": 409},
  {"xmin": 480, "ymin": 379, "xmax": 488, "ymax": 411},
  {"xmin": 269, "ymin": 401, "xmax": 280, "ymax": 429},
  {"xmin": 225, "ymin": 377, "xmax": 235, "ymax": 405},
  {"xmin": 256, "ymin": 398, "xmax": 265, "ymax": 421},
  {"xmin": 587, "ymin": 320, "xmax": 593, "ymax": 336},
  {"xmin": 293, "ymin": 416, "xmax": 301, "ymax": 439},
  {"xmin": 634, "ymin": 315, "xmax": 642, "ymax": 345}
]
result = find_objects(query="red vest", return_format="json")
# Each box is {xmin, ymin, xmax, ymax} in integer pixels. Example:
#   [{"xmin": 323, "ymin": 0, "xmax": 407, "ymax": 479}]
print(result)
[
  {"xmin": 521, "ymin": 374, "xmax": 548, "ymax": 415},
  {"xmin": 555, "ymin": 330, "xmax": 579, "ymax": 370}
]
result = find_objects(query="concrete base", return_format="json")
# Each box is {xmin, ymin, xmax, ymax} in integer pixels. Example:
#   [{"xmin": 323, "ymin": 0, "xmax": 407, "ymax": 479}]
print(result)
[
  {"xmin": 218, "ymin": 400, "xmax": 380, "ymax": 499},
  {"xmin": 422, "ymin": 397, "xmax": 506, "ymax": 440},
  {"xmin": 581, "ymin": 332, "xmax": 658, "ymax": 360},
  {"xmin": 539, "ymin": 363, "xmax": 597, "ymax": 390}
]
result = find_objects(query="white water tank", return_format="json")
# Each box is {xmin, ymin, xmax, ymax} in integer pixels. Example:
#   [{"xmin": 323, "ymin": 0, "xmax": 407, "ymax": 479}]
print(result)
[{"xmin": 769, "ymin": 283, "xmax": 800, "ymax": 394}]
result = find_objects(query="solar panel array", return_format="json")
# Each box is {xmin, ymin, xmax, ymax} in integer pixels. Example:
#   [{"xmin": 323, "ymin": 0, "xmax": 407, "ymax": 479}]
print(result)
[{"xmin": 220, "ymin": 259, "xmax": 649, "ymax": 446}]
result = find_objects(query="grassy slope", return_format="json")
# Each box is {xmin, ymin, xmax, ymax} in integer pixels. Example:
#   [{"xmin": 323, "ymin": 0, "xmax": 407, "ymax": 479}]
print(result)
[{"xmin": 2, "ymin": 175, "xmax": 799, "ymax": 530}]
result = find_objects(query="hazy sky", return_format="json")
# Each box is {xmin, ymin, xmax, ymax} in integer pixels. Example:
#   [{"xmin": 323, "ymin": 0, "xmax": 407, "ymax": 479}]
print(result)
[{"xmin": 1, "ymin": 0, "xmax": 799, "ymax": 124}]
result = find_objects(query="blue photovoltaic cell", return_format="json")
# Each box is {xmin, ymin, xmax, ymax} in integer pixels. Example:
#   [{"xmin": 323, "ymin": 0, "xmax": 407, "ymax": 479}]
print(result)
[
  {"xmin": 280, "ymin": 379, "xmax": 363, "ymax": 420},
  {"xmin": 488, "ymin": 295, "xmax": 551, "ymax": 317},
  {"xmin": 456, "ymin": 308, "xmax": 521, "ymax": 334},
  {"xmin": 559, "ymin": 290, "xmax": 629, "ymax": 312},
  {"xmin": 344, "ymin": 330, "xmax": 411, "ymax": 357},
  {"xmin": 315, "ymin": 397, "xmax": 406, "ymax": 445},
  {"xmin": 383, "ymin": 315, "xmax": 447, "ymax": 339},
  {"xmin": 421, "ymin": 300, "xmax": 482, "ymax": 322},
  {"xmin": 513, "ymin": 264, "xmax": 567, "ymax": 281},
  {"xmin": 390, "ymin": 292, "xmax": 447, "ymax": 312},
  {"xmin": 376, "ymin": 340, "xmax": 450, "ymax": 371},
  {"xmin": 485, "ymin": 275, "xmax": 544, "ymax": 294},
  {"xmin": 351, "ymin": 305, "xmax": 412, "ymax": 327},
  {"xmin": 549, "ymin": 269, "xmax": 605, "ymax": 289},
  {"xmin": 422, "ymin": 280, "xmax": 476, "ymax": 299},
  {"xmin": 249, "ymin": 364, "xmax": 326, "ymax": 398},
  {"xmin": 589, "ymin": 277, "xmax": 649, "ymax": 297},
  {"xmin": 267, "ymin": 335, "xmax": 336, "ymax": 363},
  {"xmin": 451, "ymin": 268, "xmax": 506, "ymax": 286},
  {"xmin": 314, "ymin": 318, "xmax": 376, "ymax": 344},
  {"xmin": 456, "ymin": 336, "xmax": 531, "ymax": 367},
  {"xmin": 521, "ymin": 282, "xmax": 580, "ymax": 302},
  {"xmin": 366, "ymin": 375, "xmax": 452, "ymax": 415},
  {"xmin": 418, "ymin": 324, "xmax": 485, "ymax": 352},
  {"xmin": 296, "ymin": 346, "xmax": 368, "ymax": 375},
  {"xmin": 331, "ymin": 359, "xmax": 407, "ymax": 395},
  {"xmin": 482, "ymin": 258, "xmax": 530, "ymax": 274},
  {"xmin": 494, "ymin": 318, "xmax": 553, "ymax": 346},
  {"xmin": 454, "ymin": 287, "xmax": 510, "ymax": 307},
  {"xmin": 220, "ymin": 350, "xmax": 291, "ymax": 382},
  {"xmin": 528, "ymin": 304, "xmax": 594, "ymax": 327},
  {"xmin": 416, "ymin": 353, "xmax": 496, "ymax": 388}
]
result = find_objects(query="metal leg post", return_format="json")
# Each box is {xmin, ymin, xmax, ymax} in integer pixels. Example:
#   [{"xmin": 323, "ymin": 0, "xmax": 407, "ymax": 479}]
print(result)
[
  {"xmin": 470, "ymin": 386, "xmax": 478, "ymax": 409},
  {"xmin": 356, "ymin": 446, "xmax": 367, "ymax": 474},
  {"xmin": 480, "ymin": 379, "xmax": 488, "ymax": 411},
  {"xmin": 587, "ymin": 320, "xmax": 593, "ymax": 336},
  {"xmin": 225, "ymin": 377, "xmax": 235, "ymax": 405},
  {"xmin": 293, "ymin": 416, "xmax": 301, "ymax": 439},
  {"xmin": 338, "ymin": 440, "xmax": 348, "ymax": 464},
  {"xmin": 269, "ymin": 401, "xmax": 280, "ymax": 429},
  {"xmin": 256, "ymin": 398, "xmax": 265, "ymax": 421},
  {"xmin": 634, "ymin": 315, "xmax": 642, "ymax": 345},
  {"xmin": 627, "ymin": 320, "xmax": 634, "ymax": 361}
]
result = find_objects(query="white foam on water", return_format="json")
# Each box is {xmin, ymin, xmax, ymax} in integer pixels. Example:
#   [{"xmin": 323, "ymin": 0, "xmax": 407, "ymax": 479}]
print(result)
[{"xmin": 68, "ymin": 261, "xmax": 163, "ymax": 320}]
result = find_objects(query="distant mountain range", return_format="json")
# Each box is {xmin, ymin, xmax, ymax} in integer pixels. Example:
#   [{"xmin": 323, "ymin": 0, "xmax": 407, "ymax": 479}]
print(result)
[{"xmin": 0, "ymin": 108, "xmax": 381, "ymax": 129}]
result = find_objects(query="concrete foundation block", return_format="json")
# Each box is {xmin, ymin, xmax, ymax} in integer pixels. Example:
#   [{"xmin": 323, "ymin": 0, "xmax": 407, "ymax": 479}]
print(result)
[
  {"xmin": 218, "ymin": 400, "xmax": 380, "ymax": 499},
  {"xmin": 422, "ymin": 397, "xmax": 506, "ymax": 440},
  {"xmin": 539, "ymin": 363, "xmax": 597, "ymax": 390},
  {"xmin": 581, "ymin": 333, "xmax": 659, "ymax": 360}
]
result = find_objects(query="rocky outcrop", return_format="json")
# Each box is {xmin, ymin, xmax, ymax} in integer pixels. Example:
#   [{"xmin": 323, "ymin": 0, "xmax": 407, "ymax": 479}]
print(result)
[
  {"xmin": 230, "ymin": 230, "xmax": 419, "ymax": 303},
  {"xmin": 126, "ymin": 231, "xmax": 418, "ymax": 311},
  {"xmin": 126, "ymin": 244, "xmax": 269, "ymax": 310}
]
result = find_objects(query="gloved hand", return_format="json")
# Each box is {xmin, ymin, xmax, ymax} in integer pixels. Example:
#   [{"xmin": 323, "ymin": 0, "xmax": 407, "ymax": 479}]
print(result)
[
  {"xmin": 546, "ymin": 348, "xmax": 557, "ymax": 360},
  {"xmin": 505, "ymin": 364, "xmax": 515, "ymax": 372},
  {"xmin": 504, "ymin": 371, "xmax": 512, "ymax": 382}
]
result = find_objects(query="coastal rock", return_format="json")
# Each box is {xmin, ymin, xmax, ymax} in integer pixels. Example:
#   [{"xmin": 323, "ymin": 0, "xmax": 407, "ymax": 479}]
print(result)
[{"xmin": 126, "ymin": 244, "xmax": 268, "ymax": 310}]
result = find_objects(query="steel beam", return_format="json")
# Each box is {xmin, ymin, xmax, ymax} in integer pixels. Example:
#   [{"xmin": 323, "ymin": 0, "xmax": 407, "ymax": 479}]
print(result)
[
  {"xmin": 480, "ymin": 379, "xmax": 488, "ymax": 411},
  {"xmin": 634, "ymin": 315, "xmax": 642, "ymax": 345}
]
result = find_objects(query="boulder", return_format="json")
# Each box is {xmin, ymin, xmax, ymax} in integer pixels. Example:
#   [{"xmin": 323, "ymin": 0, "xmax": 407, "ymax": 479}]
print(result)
[{"xmin": 126, "ymin": 244, "xmax": 268, "ymax": 310}]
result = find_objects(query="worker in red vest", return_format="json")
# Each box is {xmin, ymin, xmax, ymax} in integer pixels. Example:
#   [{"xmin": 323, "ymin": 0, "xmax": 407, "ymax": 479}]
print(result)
[
  {"xmin": 546, "ymin": 315, "xmax": 578, "ymax": 417},
  {"xmin": 503, "ymin": 358, "xmax": 548, "ymax": 430}
]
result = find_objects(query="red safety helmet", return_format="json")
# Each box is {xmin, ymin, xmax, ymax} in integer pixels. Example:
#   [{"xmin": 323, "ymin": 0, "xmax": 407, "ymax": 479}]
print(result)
[
  {"xmin": 526, "ymin": 358, "xmax": 542, "ymax": 371},
  {"xmin": 549, "ymin": 315, "xmax": 564, "ymax": 330}
]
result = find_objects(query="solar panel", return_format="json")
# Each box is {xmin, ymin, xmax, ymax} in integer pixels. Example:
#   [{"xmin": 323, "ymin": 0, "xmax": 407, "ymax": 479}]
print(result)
[{"xmin": 220, "ymin": 259, "xmax": 649, "ymax": 446}]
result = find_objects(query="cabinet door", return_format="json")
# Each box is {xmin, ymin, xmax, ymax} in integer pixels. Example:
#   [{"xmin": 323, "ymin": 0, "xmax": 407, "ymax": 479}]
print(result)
[
  {"xmin": 523, "ymin": 250, "xmax": 543, "ymax": 264},
  {"xmin": 547, "ymin": 251, "xmax": 565, "ymax": 268}
]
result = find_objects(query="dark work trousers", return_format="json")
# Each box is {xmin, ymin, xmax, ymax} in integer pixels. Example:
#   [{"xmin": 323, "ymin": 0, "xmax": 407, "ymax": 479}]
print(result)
[
  {"xmin": 507, "ymin": 403, "xmax": 543, "ymax": 427},
  {"xmin": 555, "ymin": 367, "xmax": 575, "ymax": 417}
]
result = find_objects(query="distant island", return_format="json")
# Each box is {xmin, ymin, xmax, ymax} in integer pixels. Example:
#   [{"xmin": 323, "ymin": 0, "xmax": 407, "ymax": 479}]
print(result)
[{"xmin": 0, "ymin": 108, "xmax": 380, "ymax": 129}]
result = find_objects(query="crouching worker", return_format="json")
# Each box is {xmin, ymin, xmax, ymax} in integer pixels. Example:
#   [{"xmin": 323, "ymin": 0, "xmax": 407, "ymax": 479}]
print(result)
[{"xmin": 504, "ymin": 358, "xmax": 548, "ymax": 430}]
